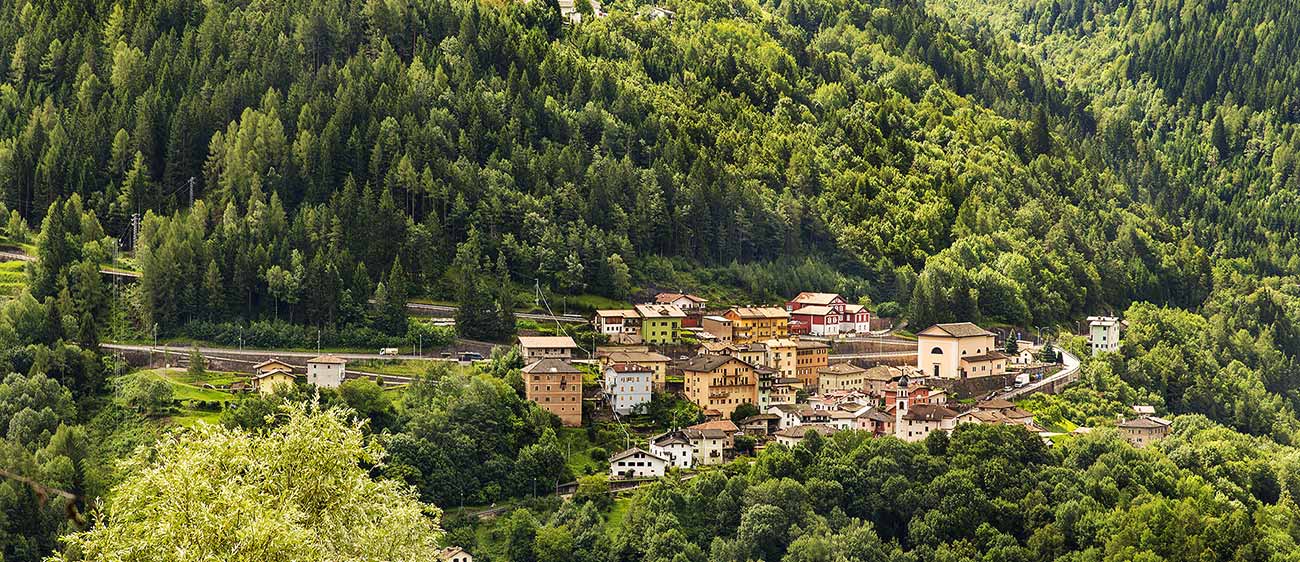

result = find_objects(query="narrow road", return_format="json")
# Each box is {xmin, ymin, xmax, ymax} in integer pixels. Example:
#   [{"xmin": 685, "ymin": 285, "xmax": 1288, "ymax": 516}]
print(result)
[
  {"xmin": 827, "ymin": 350, "xmax": 918, "ymax": 361},
  {"xmin": 102, "ymin": 342, "xmax": 448, "ymax": 362},
  {"xmin": 405, "ymin": 302, "xmax": 587, "ymax": 323},
  {"xmin": 994, "ymin": 349, "xmax": 1081, "ymax": 401}
]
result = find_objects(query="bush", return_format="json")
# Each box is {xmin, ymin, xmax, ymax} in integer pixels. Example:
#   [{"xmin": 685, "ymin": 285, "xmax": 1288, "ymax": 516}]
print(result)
[
  {"xmin": 588, "ymin": 446, "xmax": 608, "ymax": 462},
  {"xmin": 176, "ymin": 319, "xmax": 455, "ymax": 351},
  {"xmin": 117, "ymin": 374, "xmax": 174, "ymax": 416}
]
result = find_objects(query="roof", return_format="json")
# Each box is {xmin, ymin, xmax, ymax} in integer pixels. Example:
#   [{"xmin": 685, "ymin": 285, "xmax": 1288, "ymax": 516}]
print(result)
[
  {"xmin": 820, "ymin": 362, "xmax": 867, "ymax": 376},
  {"xmin": 522, "ymin": 358, "xmax": 582, "ymax": 374},
  {"xmin": 843, "ymin": 304, "xmax": 867, "ymax": 314},
  {"xmin": 740, "ymin": 414, "xmax": 780, "ymax": 424},
  {"xmin": 702, "ymin": 315, "xmax": 732, "ymax": 324},
  {"xmin": 789, "ymin": 292, "xmax": 844, "ymax": 306},
  {"xmin": 1087, "ymin": 316, "xmax": 1121, "ymax": 326},
  {"xmin": 610, "ymin": 447, "xmax": 668, "ymax": 463},
  {"xmin": 961, "ymin": 351, "xmax": 1009, "ymax": 363},
  {"xmin": 903, "ymin": 404, "xmax": 959, "ymax": 421},
  {"xmin": 655, "ymin": 293, "xmax": 707, "ymax": 304},
  {"xmin": 518, "ymin": 336, "xmax": 578, "ymax": 348},
  {"xmin": 608, "ymin": 363, "xmax": 651, "ymax": 373},
  {"xmin": 307, "ymin": 355, "xmax": 346, "ymax": 365},
  {"xmin": 252, "ymin": 359, "xmax": 293, "ymax": 370},
  {"xmin": 651, "ymin": 431, "xmax": 692, "ymax": 447},
  {"xmin": 252, "ymin": 369, "xmax": 295, "ymax": 381},
  {"xmin": 727, "ymin": 306, "xmax": 790, "ymax": 319},
  {"xmin": 1119, "ymin": 416, "xmax": 1172, "ymax": 429},
  {"xmin": 677, "ymin": 354, "xmax": 742, "ymax": 372},
  {"xmin": 1004, "ymin": 408, "xmax": 1035, "ymax": 420},
  {"xmin": 865, "ymin": 410, "xmax": 894, "ymax": 422},
  {"xmin": 791, "ymin": 305, "xmax": 838, "ymax": 316},
  {"xmin": 863, "ymin": 365, "xmax": 898, "ymax": 381},
  {"xmin": 437, "ymin": 547, "xmax": 468, "ymax": 561},
  {"xmin": 688, "ymin": 420, "xmax": 739, "ymax": 433},
  {"xmin": 606, "ymin": 351, "xmax": 671, "ymax": 364},
  {"xmin": 919, "ymin": 322, "xmax": 995, "ymax": 338},
  {"xmin": 595, "ymin": 309, "xmax": 640, "ymax": 319},
  {"xmin": 764, "ymin": 338, "xmax": 798, "ymax": 348},
  {"xmin": 1132, "ymin": 405, "xmax": 1156, "ymax": 415},
  {"xmin": 636, "ymin": 304, "xmax": 688, "ymax": 319},
  {"xmin": 796, "ymin": 340, "xmax": 830, "ymax": 350},
  {"xmin": 683, "ymin": 428, "xmax": 729, "ymax": 440},
  {"xmin": 976, "ymin": 399, "xmax": 1016, "ymax": 410},
  {"xmin": 774, "ymin": 424, "xmax": 839, "ymax": 438}
]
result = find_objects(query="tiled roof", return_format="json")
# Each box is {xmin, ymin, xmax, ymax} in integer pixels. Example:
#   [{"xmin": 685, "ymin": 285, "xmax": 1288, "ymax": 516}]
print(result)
[
  {"xmin": 903, "ymin": 404, "xmax": 959, "ymax": 421},
  {"xmin": 921, "ymin": 322, "xmax": 995, "ymax": 338},
  {"xmin": 610, "ymin": 447, "xmax": 667, "ymax": 463},
  {"xmin": 656, "ymin": 293, "xmax": 707, "ymax": 304},
  {"xmin": 961, "ymin": 351, "xmax": 1009, "ymax": 363},
  {"xmin": 774, "ymin": 424, "xmax": 839, "ymax": 438},
  {"xmin": 518, "ymin": 336, "xmax": 578, "ymax": 348},
  {"xmin": 522, "ymin": 358, "xmax": 582, "ymax": 374},
  {"xmin": 820, "ymin": 362, "xmax": 867, "ymax": 375},
  {"xmin": 728, "ymin": 306, "xmax": 790, "ymax": 319},
  {"xmin": 789, "ymin": 292, "xmax": 844, "ymax": 305},
  {"xmin": 307, "ymin": 355, "xmax": 346, "ymax": 365},
  {"xmin": 1118, "ymin": 416, "xmax": 1172, "ymax": 429},
  {"xmin": 636, "ymin": 304, "xmax": 688, "ymax": 318}
]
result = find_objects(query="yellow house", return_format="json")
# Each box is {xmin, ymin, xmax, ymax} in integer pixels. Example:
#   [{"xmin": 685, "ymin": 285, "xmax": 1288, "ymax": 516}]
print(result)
[
  {"xmin": 723, "ymin": 307, "xmax": 790, "ymax": 344},
  {"xmin": 677, "ymin": 354, "xmax": 757, "ymax": 418},
  {"xmin": 252, "ymin": 369, "xmax": 297, "ymax": 395},
  {"xmin": 795, "ymin": 340, "xmax": 830, "ymax": 388},
  {"xmin": 636, "ymin": 304, "xmax": 686, "ymax": 344},
  {"xmin": 916, "ymin": 323, "xmax": 1007, "ymax": 379},
  {"xmin": 763, "ymin": 338, "xmax": 799, "ymax": 380},
  {"xmin": 601, "ymin": 349, "xmax": 672, "ymax": 390}
]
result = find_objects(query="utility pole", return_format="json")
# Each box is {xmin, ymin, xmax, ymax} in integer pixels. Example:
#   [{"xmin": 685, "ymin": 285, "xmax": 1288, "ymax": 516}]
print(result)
[
  {"xmin": 188, "ymin": 176, "xmax": 195, "ymax": 207},
  {"xmin": 130, "ymin": 213, "xmax": 140, "ymax": 250}
]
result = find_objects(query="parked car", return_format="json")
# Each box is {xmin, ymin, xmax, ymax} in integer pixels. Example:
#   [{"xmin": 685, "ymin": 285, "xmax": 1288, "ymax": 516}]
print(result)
[
  {"xmin": 379, "ymin": 347, "xmax": 399, "ymax": 356},
  {"xmin": 1002, "ymin": 385, "xmax": 1013, "ymax": 392}
]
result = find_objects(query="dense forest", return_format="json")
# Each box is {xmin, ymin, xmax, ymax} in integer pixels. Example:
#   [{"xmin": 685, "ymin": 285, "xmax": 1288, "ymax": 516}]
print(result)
[
  {"xmin": 4, "ymin": 0, "xmax": 1300, "ymax": 560},
  {"xmin": 0, "ymin": 0, "xmax": 1262, "ymax": 338}
]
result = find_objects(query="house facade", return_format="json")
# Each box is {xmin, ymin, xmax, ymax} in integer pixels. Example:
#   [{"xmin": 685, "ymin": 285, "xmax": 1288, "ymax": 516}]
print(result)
[
  {"xmin": 594, "ymin": 310, "xmax": 642, "ymax": 344},
  {"xmin": 818, "ymin": 362, "xmax": 868, "ymax": 392},
  {"xmin": 609, "ymin": 448, "xmax": 668, "ymax": 479},
  {"xmin": 523, "ymin": 358, "xmax": 583, "ymax": 427},
  {"xmin": 764, "ymin": 338, "xmax": 799, "ymax": 380},
  {"xmin": 789, "ymin": 305, "xmax": 841, "ymax": 336},
  {"xmin": 723, "ymin": 307, "xmax": 790, "ymax": 344},
  {"xmin": 601, "ymin": 350, "xmax": 671, "ymax": 390},
  {"xmin": 795, "ymin": 340, "xmax": 830, "ymax": 389},
  {"xmin": 636, "ymin": 304, "xmax": 686, "ymax": 344},
  {"xmin": 1119, "ymin": 416, "xmax": 1172, "ymax": 447},
  {"xmin": 604, "ymin": 364, "xmax": 653, "ymax": 415},
  {"xmin": 678, "ymin": 354, "xmax": 757, "ymax": 418},
  {"xmin": 1088, "ymin": 316, "xmax": 1122, "ymax": 356},
  {"xmin": 700, "ymin": 315, "xmax": 734, "ymax": 343},
  {"xmin": 305, "ymin": 355, "xmax": 347, "ymax": 388},
  {"xmin": 252, "ymin": 369, "xmax": 296, "ymax": 396},
  {"xmin": 654, "ymin": 292, "xmax": 708, "ymax": 312},
  {"xmin": 649, "ymin": 431, "xmax": 695, "ymax": 470},
  {"xmin": 916, "ymin": 323, "xmax": 1005, "ymax": 379},
  {"xmin": 518, "ymin": 336, "xmax": 579, "ymax": 361},
  {"xmin": 842, "ymin": 304, "xmax": 871, "ymax": 333}
]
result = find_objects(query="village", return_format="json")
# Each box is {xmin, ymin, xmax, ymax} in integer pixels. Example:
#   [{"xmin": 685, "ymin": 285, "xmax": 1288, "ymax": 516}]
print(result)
[{"xmin": 517, "ymin": 293, "xmax": 1172, "ymax": 482}]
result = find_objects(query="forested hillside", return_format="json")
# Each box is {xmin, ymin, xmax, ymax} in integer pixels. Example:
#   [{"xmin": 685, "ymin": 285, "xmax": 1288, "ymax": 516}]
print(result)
[{"xmin": 0, "ymin": 0, "xmax": 1242, "ymax": 338}]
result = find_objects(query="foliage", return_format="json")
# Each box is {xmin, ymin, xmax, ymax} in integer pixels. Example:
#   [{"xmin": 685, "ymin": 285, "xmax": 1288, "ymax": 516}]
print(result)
[{"xmin": 55, "ymin": 404, "xmax": 444, "ymax": 561}]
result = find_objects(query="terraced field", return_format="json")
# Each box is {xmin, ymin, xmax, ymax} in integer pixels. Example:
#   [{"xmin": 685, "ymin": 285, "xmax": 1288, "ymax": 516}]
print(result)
[{"xmin": 0, "ymin": 260, "xmax": 25, "ymax": 298}]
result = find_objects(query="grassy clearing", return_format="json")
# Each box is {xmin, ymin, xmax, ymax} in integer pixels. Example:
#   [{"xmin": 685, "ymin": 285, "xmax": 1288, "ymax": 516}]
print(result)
[
  {"xmin": 350, "ymin": 358, "xmax": 444, "ymax": 377},
  {"xmin": 605, "ymin": 498, "xmax": 631, "ymax": 538},
  {"xmin": 559, "ymin": 427, "xmax": 604, "ymax": 477},
  {"xmin": 146, "ymin": 368, "xmax": 239, "ymax": 402},
  {"xmin": 0, "ymin": 260, "xmax": 26, "ymax": 297}
]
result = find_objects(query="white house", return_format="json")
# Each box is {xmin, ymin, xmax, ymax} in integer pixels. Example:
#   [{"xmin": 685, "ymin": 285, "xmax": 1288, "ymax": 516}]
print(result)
[
  {"xmin": 604, "ymin": 363, "xmax": 653, "ymax": 415},
  {"xmin": 1088, "ymin": 316, "xmax": 1122, "ymax": 356},
  {"xmin": 649, "ymin": 431, "xmax": 695, "ymax": 469},
  {"xmin": 609, "ymin": 448, "xmax": 669, "ymax": 479},
  {"xmin": 682, "ymin": 427, "xmax": 729, "ymax": 466},
  {"xmin": 654, "ymin": 292, "xmax": 708, "ymax": 312},
  {"xmin": 893, "ymin": 376, "xmax": 958, "ymax": 442},
  {"xmin": 306, "ymin": 355, "xmax": 347, "ymax": 388},
  {"xmin": 518, "ymin": 336, "xmax": 579, "ymax": 361},
  {"xmin": 593, "ymin": 310, "xmax": 642, "ymax": 344}
]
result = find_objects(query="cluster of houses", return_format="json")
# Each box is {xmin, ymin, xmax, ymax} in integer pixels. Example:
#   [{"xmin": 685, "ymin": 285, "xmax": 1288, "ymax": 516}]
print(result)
[
  {"xmin": 239, "ymin": 355, "xmax": 349, "ymax": 395},
  {"xmin": 594, "ymin": 291, "xmax": 877, "ymax": 346}
]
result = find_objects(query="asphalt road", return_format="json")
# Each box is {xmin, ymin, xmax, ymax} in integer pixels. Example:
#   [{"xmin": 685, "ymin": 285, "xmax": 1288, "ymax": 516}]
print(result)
[
  {"xmin": 991, "ymin": 349, "xmax": 1081, "ymax": 401},
  {"xmin": 102, "ymin": 342, "xmax": 447, "ymax": 362}
]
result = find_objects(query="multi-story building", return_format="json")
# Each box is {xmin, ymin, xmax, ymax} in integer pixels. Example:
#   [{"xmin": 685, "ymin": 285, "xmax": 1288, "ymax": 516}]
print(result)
[
  {"xmin": 654, "ymin": 293, "xmax": 708, "ymax": 312},
  {"xmin": 723, "ymin": 307, "xmax": 790, "ymax": 344},
  {"xmin": 677, "ymin": 354, "xmax": 757, "ymax": 419},
  {"xmin": 1088, "ymin": 316, "xmax": 1123, "ymax": 356},
  {"xmin": 763, "ymin": 338, "xmax": 799, "ymax": 380},
  {"xmin": 609, "ymin": 447, "xmax": 668, "ymax": 479},
  {"xmin": 789, "ymin": 305, "xmax": 841, "ymax": 336},
  {"xmin": 305, "ymin": 355, "xmax": 347, "ymax": 388},
  {"xmin": 593, "ymin": 310, "xmax": 642, "ymax": 344},
  {"xmin": 795, "ymin": 340, "xmax": 830, "ymax": 388},
  {"xmin": 700, "ymin": 315, "xmax": 734, "ymax": 343},
  {"xmin": 892, "ymin": 376, "xmax": 958, "ymax": 442},
  {"xmin": 635, "ymin": 304, "xmax": 686, "ymax": 344},
  {"xmin": 916, "ymin": 323, "xmax": 1007, "ymax": 379},
  {"xmin": 817, "ymin": 362, "xmax": 868, "ymax": 392},
  {"xmin": 518, "ymin": 336, "xmax": 579, "ymax": 361},
  {"xmin": 522, "ymin": 358, "xmax": 583, "ymax": 427},
  {"xmin": 600, "ymin": 349, "xmax": 672, "ymax": 390},
  {"xmin": 604, "ymin": 363, "xmax": 653, "ymax": 415}
]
